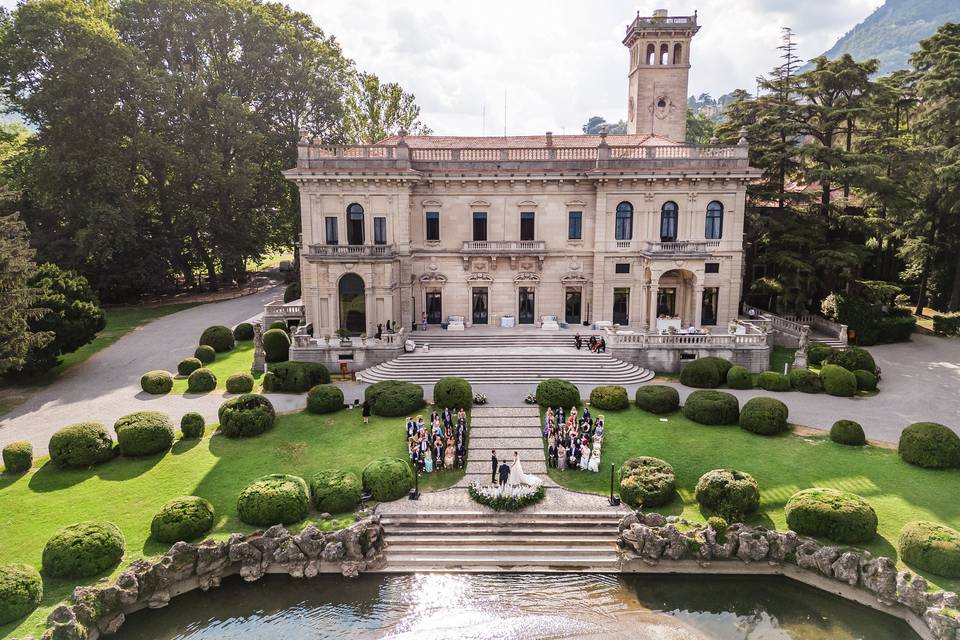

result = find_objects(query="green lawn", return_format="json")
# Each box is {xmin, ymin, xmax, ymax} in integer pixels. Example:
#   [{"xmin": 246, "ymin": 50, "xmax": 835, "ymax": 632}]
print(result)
[
  {"xmin": 170, "ymin": 340, "xmax": 261, "ymax": 393},
  {"xmin": 0, "ymin": 407, "xmax": 460, "ymax": 639},
  {"xmin": 550, "ymin": 406, "xmax": 960, "ymax": 593}
]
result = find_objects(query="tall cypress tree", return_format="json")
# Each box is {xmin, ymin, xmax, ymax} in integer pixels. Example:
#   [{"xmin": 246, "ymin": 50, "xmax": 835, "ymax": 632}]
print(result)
[{"xmin": 0, "ymin": 213, "xmax": 51, "ymax": 374}]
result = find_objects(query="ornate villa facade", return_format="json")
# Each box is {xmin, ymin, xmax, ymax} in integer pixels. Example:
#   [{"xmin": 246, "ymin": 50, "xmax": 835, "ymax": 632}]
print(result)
[{"xmin": 282, "ymin": 10, "xmax": 760, "ymax": 343}]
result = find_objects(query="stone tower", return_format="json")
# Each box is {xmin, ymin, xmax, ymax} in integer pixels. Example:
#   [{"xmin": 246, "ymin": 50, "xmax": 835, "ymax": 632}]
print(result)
[{"xmin": 623, "ymin": 9, "xmax": 700, "ymax": 141}]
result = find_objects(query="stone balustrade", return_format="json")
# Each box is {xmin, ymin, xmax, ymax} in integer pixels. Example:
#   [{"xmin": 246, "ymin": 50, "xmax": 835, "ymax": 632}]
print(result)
[
  {"xmin": 461, "ymin": 240, "xmax": 546, "ymax": 254},
  {"xmin": 607, "ymin": 329, "xmax": 768, "ymax": 348},
  {"xmin": 304, "ymin": 244, "xmax": 395, "ymax": 260},
  {"xmin": 642, "ymin": 240, "xmax": 721, "ymax": 255}
]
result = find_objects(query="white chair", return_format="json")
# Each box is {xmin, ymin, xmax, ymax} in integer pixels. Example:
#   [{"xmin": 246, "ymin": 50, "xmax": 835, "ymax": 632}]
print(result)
[
  {"xmin": 447, "ymin": 315, "xmax": 465, "ymax": 331},
  {"xmin": 540, "ymin": 315, "xmax": 560, "ymax": 331}
]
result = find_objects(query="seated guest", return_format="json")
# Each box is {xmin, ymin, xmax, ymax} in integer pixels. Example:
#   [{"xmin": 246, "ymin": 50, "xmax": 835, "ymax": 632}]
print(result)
[
  {"xmin": 424, "ymin": 453, "xmax": 433, "ymax": 473},
  {"xmin": 574, "ymin": 333, "xmax": 582, "ymax": 350},
  {"xmin": 582, "ymin": 406, "xmax": 591, "ymax": 421},
  {"xmin": 589, "ymin": 335, "xmax": 597, "ymax": 351},
  {"xmin": 457, "ymin": 408, "xmax": 466, "ymax": 423},
  {"xmin": 595, "ymin": 415, "xmax": 605, "ymax": 438},
  {"xmin": 557, "ymin": 444, "xmax": 567, "ymax": 470},
  {"xmin": 598, "ymin": 337, "xmax": 606, "ymax": 353},
  {"xmin": 547, "ymin": 443, "xmax": 557, "ymax": 468},
  {"xmin": 580, "ymin": 445, "xmax": 591, "ymax": 470},
  {"xmin": 588, "ymin": 447, "xmax": 601, "ymax": 472}
]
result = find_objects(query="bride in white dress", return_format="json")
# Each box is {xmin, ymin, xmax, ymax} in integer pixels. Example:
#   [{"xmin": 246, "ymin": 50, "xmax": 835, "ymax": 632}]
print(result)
[{"xmin": 509, "ymin": 451, "xmax": 543, "ymax": 487}]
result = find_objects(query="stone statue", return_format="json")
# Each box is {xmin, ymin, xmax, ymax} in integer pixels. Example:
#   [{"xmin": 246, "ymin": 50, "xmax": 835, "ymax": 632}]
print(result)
[
  {"xmin": 793, "ymin": 326, "xmax": 810, "ymax": 369},
  {"xmin": 252, "ymin": 322, "xmax": 266, "ymax": 373}
]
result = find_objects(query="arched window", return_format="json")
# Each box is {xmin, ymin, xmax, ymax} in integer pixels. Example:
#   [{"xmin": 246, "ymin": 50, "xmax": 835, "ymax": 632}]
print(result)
[
  {"xmin": 660, "ymin": 201, "xmax": 678, "ymax": 242},
  {"xmin": 615, "ymin": 201, "xmax": 633, "ymax": 241},
  {"xmin": 660, "ymin": 43, "xmax": 669, "ymax": 65},
  {"xmin": 673, "ymin": 43, "xmax": 683, "ymax": 65},
  {"xmin": 646, "ymin": 44, "xmax": 656, "ymax": 65},
  {"xmin": 346, "ymin": 203, "xmax": 364, "ymax": 245},
  {"xmin": 705, "ymin": 201, "xmax": 724, "ymax": 240}
]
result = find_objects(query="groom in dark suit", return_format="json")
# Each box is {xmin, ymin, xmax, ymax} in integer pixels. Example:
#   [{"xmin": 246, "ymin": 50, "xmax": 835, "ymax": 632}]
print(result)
[
  {"xmin": 498, "ymin": 461, "xmax": 511, "ymax": 488},
  {"xmin": 490, "ymin": 449, "xmax": 498, "ymax": 483}
]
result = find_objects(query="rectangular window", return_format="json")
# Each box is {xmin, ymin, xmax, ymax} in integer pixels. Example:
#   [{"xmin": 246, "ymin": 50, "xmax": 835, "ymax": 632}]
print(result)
[
  {"xmin": 425, "ymin": 211, "xmax": 440, "ymax": 241},
  {"xmin": 373, "ymin": 216, "xmax": 387, "ymax": 245},
  {"xmin": 473, "ymin": 212, "xmax": 487, "ymax": 241},
  {"xmin": 520, "ymin": 211, "xmax": 535, "ymax": 241},
  {"xmin": 702, "ymin": 287, "xmax": 719, "ymax": 326},
  {"xmin": 615, "ymin": 263, "xmax": 630, "ymax": 274},
  {"xmin": 612, "ymin": 288, "xmax": 630, "ymax": 324},
  {"xmin": 324, "ymin": 217, "xmax": 338, "ymax": 245},
  {"xmin": 705, "ymin": 262, "xmax": 720, "ymax": 274},
  {"xmin": 568, "ymin": 211, "xmax": 582, "ymax": 240}
]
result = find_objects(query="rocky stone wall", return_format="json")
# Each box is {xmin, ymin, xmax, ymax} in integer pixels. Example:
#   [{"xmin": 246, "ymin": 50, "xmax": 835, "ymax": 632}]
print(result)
[
  {"xmin": 31, "ymin": 517, "xmax": 386, "ymax": 640},
  {"xmin": 618, "ymin": 511, "xmax": 959, "ymax": 640}
]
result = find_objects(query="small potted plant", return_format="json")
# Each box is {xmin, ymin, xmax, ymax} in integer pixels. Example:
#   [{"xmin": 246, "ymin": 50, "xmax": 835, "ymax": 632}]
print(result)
[
  {"xmin": 336, "ymin": 328, "xmax": 352, "ymax": 346},
  {"xmin": 323, "ymin": 334, "xmax": 331, "ymax": 346},
  {"xmin": 360, "ymin": 332, "xmax": 368, "ymax": 346}
]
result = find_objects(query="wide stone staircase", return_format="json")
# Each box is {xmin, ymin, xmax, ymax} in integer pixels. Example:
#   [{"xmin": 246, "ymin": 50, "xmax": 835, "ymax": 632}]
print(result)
[{"xmin": 460, "ymin": 406, "xmax": 548, "ymax": 486}]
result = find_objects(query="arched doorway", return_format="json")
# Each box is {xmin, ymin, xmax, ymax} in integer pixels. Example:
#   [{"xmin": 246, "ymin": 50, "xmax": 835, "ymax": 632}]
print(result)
[
  {"xmin": 338, "ymin": 273, "xmax": 366, "ymax": 334},
  {"xmin": 657, "ymin": 269, "xmax": 697, "ymax": 327}
]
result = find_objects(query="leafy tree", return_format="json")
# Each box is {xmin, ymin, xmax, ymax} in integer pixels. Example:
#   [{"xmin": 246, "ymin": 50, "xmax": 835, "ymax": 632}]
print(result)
[
  {"xmin": 0, "ymin": 213, "xmax": 50, "ymax": 374},
  {"xmin": 344, "ymin": 72, "xmax": 431, "ymax": 143},
  {"xmin": 582, "ymin": 116, "xmax": 626, "ymax": 135},
  {"xmin": 685, "ymin": 109, "xmax": 716, "ymax": 144}
]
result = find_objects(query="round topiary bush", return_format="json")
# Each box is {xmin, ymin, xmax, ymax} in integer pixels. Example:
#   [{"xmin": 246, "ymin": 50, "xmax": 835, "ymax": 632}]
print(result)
[
  {"xmin": 42, "ymin": 521, "xmax": 124, "ymax": 578},
  {"xmin": 140, "ymin": 370, "xmax": 173, "ymax": 395},
  {"xmin": 2, "ymin": 441, "xmax": 33, "ymax": 474},
  {"xmin": 194, "ymin": 345, "xmax": 216, "ymax": 364},
  {"xmin": 180, "ymin": 412, "xmax": 205, "ymax": 439},
  {"xmin": 48, "ymin": 422, "xmax": 114, "ymax": 469},
  {"xmin": 309, "ymin": 469, "xmax": 362, "ymax": 513},
  {"xmin": 262, "ymin": 328, "xmax": 291, "ymax": 363},
  {"xmin": 828, "ymin": 346, "xmax": 876, "ymax": 374},
  {"xmin": 0, "ymin": 563, "xmax": 42, "ymax": 625},
  {"xmin": 150, "ymin": 496, "xmax": 215, "ymax": 543},
  {"xmin": 218, "ymin": 394, "xmax": 276, "ymax": 438},
  {"xmin": 854, "ymin": 369, "xmax": 878, "ymax": 391},
  {"xmin": 634, "ymin": 385, "xmax": 680, "ymax": 414},
  {"xmin": 187, "ymin": 368, "xmax": 217, "ymax": 393},
  {"xmin": 237, "ymin": 474, "xmax": 310, "ymax": 527},
  {"xmin": 808, "ymin": 343, "xmax": 833, "ymax": 367},
  {"xmin": 726, "ymin": 366, "xmax": 752, "ymax": 390},
  {"xmin": 700, "ymin": 356, "xmax": 734, "ymax": 380},
  {"xmin": 365, "ymin": 381, "xmax": 425, "ymax": 417},
  {"xmin": 114, "ymin": 411, "xmax": 175, "ymax": 457},
  {"xmin": 306, "ymin": 384, "xmax": 345, "ymax": 414},
  {"xmin": 739, "ymin": 397, "xmax": 789, "ymax": 435},
  {"xmin": 268, "ymin": 320, "xmax": 289, "ymax": 333},
  {"xmin": 199, "ymin": 325, "xmax": 235, "ymax": 353},
  {"xmin": 898, "ymin": 422, "xmax": 960, "ymax": 469},
  {"xmin": 433, "ymin": 376, "xmax": 473, "ymax": 409},
  {"xmin": 757, "ymin": 371, "xmax": 791, "ymax": 392},
  {"xmin": 898, "ymin": 521, "xmax": 960, "ymax": 578},
  {"xmin": 678, "ymin": 358, "xmax": 721, "ymax": 389},
  {"xmin": 535, "ymin": 378, "xmax": 581, "ymax": 408},
  {"xmin": 789, "ymin": 367, "xmax": 822, "ymax": 393},
  {"xmin": 784, "ymin": 487, "xmax": 878, "ymax": 544},
  {"xmin": 820, "ymin": 364, "xmax": 858, "ymax": 397},
  {"xmin": 830, "ymin": 420, "xmax": 866, "ymax": 446},
  {"xmin": 362, "ymin": 457, "xmax": 414, "ymax": 502},
  {"xmin": 233, "ymin": 322, "xmax": 254, "ymax": 341},
  {"xmin": 177, "ymin": 357, "xmax": 203, "ymax": 377},
  {"xmin": 226, "ymin": 373, "xmax": 254, "ymax": 394},
  {"xmin": 589, "ymin": 385, "xmax": 629, "ymax": 411},
  {"xmin": 682, "ymin": 390, "xmax": 740, "ymax": 425},
  {"xmin": 618, "ymin": 457, "xmax": 675, "ymax": 508},
  {"xmin": 694, "ymin": 469, "xmax": 760, "ymax": 521}
]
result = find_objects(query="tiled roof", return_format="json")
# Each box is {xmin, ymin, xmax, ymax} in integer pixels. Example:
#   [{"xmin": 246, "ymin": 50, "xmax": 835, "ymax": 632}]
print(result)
[{"xmin": 375, "ymin": 133, "xmax": 681, "ymax": 148}]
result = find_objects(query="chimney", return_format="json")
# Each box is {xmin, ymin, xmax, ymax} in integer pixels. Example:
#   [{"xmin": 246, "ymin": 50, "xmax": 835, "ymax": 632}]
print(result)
[{"xmin": 545, "ymin": 131, "xmax": 553, "ymax": 147}]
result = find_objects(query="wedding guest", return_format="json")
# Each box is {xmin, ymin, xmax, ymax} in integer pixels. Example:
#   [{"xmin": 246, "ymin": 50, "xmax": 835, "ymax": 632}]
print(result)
[
  {"xmin": 557, "ymin": 444, "xmax": 567, "ymax": 470},
  {"xmin": 598, "ymin": 337, "xmax": 606, "ymax": 353},
  {"xmin": 548, "ymin": 443, "xmax": 557, "ymax": 468},
  {"xmin": 574, "ymin": 333, "xmax": 582, "ymax": 350},
  {"xmin": 424, "ymin": 453, "xmax": 433, "ymax": 473},
  {"xmin": 361, "ymin": 399, "xmax": 371, "ymax": 424},
  {"xmin": 406, "ymin": 417, "xmax": 416, "ymax": 437},
  {"xmin": 580, "ymin": 445, "xmax": 591, "ymax": 471},
  {"xmin": 588, "ymin": 448, "xmax": 601, "ymax": 473},
  {"xmin": 444, "ymin": 438, "xmax": 455, "ymax": 469}
]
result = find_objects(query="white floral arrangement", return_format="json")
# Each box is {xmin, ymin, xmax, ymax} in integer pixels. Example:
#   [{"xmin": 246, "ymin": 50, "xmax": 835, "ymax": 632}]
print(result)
[
  {"xmin": 473, "ymin": 392, "xmax": 487, "ymax": 405},
  {"xmin": 468, "ymin": 481, "xmax": 545, "ymax": 511}
]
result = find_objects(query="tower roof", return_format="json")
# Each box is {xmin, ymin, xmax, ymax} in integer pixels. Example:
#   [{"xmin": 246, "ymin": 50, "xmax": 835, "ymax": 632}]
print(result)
[{"xmin": 623, "ymin": 10, "xmax": 699, "ymax": 46}]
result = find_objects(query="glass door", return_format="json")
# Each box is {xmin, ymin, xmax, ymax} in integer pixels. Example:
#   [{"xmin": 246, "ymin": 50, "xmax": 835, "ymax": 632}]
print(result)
[
  {"xmin": 518, "ymin": 287, "xmax": 535, "ymax": 324},
  {"xmin": 612, "ymin": 288, "xmax": 630, "ymax": 325},
  {"xmin": 472, "ymin": 288, "xmax": 488, "ymax": 325},
  {"xmin": 426, "ymin": 291, "xmax": 442, "ymax": 324},
  {"xmin": 565, "ymin": 288, "xmax": 581, "ymax": 325}
]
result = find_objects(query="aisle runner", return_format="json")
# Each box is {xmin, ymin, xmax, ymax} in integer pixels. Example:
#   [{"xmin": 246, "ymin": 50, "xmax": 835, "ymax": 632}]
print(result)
[{"xmin": 458, "ymin": 406, "xmax": 557, "ymax": 488}]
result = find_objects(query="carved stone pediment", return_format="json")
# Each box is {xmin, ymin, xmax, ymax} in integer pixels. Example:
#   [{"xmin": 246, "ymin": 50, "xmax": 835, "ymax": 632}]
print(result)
[
  {"xmin": 561, "ymin": 273, "xmax": 589, "ymax": 284},
  {"xmin": 466, "ymin": 272, "xmax": 494, "ymax": 283},
  {"xmin": 514, "ymin": 272, "xmax": 540, "ymax": 284},
  {"xmin": 419, "ymin": 273, "xmax": 448, "ymax": 285}
]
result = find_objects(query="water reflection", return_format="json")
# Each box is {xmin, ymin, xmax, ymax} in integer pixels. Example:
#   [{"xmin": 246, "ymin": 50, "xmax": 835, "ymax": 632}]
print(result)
[{"xmin": 116, "ymin": 573, "xmax": 918, "ymax": 640}]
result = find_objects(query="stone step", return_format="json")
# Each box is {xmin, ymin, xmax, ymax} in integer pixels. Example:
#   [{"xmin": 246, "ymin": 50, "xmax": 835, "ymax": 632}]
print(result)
[
  {"xmin": 380, "ymin": 555, "xmax": 621, "ymax": 569},
  {"xmin": 382, "ymin": 525, "xmax": 618, "ymax": 536},
  {"xmin": 381, "ymin": 512, "xmax": 622, "ymax": 524},
  {"xmin": 465, "ymin": 460, "xmax": 546, "ymax": 474},
  {"xmin": 469, "ymin": 437, "xmax": 543, "ymax": 449},
  {"xmin": 385, "ymin": 536, "xmax": 616, "ymax": 546},
  {"xmin": 463, "ymin": 427, "xmax": 542, "ymax": 439},
  {"xmin": 384, "ymin": 546, "xmax": 616, "ymax": 557},
  {"xmin": 470, "ymin": 407, "xmax": 540, "ymax": 417},
  {"xmin": 469, "ymin": 417, "xmax": 543, "ymax": 427}
]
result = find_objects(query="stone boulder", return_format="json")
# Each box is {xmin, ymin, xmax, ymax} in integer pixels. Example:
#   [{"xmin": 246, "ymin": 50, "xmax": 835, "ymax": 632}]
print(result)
[
  {"xmin": 830, "ymin": 551, "xmax": 861, "ymax": 586},
  {"xmin": 859, "ymin": 555, "xmax": 898, "ymax": 605}
]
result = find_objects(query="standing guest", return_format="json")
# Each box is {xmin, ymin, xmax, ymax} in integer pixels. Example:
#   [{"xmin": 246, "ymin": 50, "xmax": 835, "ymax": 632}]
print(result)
[
  {"xmin": 574, "ymin": 333, "xmax": 582, "ymax": 350},
  {"xmin": 376, "ymin": 323, "xmax": 383, "ymax": 340},
  {"xmin": 491, "ymin": 450, "xmax": 498, "ymax": 483},
  {"xmin": 434, "ymin": 440, "xmax": 444, "ymax": 470},
  {"xmin": 406, "ymin": 417, "xmax": 416, "ymax": 437},
  {"xmin": 445, "ymin": 437, "xmax": 455, "ymax": 469},
  {"xmin": 582, "ymin": 406, "xmax": 591, "ymax": 421},
  {"xmin": 589, "ymin": 335, "xmax": 597, "ymax": 351},
  {"xmin": 421, "ymin": 311, "xmax": 428, "ymax": 331},
  {"xmin": 595, "ymin": 416, "xmax": 605, "ymax": 439},
  {"xmin": 361, "ymin": 399, "xmax": 371, "ymax": 424},
  {"xmin": 580, "ymin": 444, "xmax": 591, "ymax": 471},
  {"xmin": 598, "ymin": 337, "xmax": 606, "ymax": 353},
  {"xmin": 557, "ymin": 406, "xmax": 565, "ymax": 424},
  {"xmin": 557, "ymin": 444, "xmax": 568, "ymax": 470},
  {"xmin": 424, "ymin": 452, "xmax": 433, "ymax": 473},
  {"xmin": 547, "ymin": 443, "xmax": 558, "ymax": 468},
  {"xmin": 570, "ymin": 406, "xmax": 578, "ymax": 423},
  {"xmin": 547, "ymin": 428, "xmax": 556, "ymax": 450},
  {"xmin": 443, "ymin": 407, "xmax": 452, "ymax": 427}
]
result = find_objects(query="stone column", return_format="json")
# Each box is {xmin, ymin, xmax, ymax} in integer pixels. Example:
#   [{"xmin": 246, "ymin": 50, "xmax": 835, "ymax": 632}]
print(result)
[
  {"xmin": 693, "ymin": 284, "xmax": 704, "ymax": 328},
  {"xmin": 648, "ymin": 277, "xmax": 659, "ymax": 329},
  {"xmin": 590, "ymin": 183, "xmax": 608, "ymax": 323},
  {"xmin": 365, "ymin": 285, "xmax": 375, "ymax": 337}
]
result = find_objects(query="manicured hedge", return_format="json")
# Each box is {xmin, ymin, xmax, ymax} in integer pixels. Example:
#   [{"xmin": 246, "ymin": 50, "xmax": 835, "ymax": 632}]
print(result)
[
  {"xmin": 140, "ymin": 370, "xmax": 173, "ymax": 395},
  {"xmin": 700, "ymin": 356, "xmax": 734, "ymax": 380},
  {"xmin": 150, "ymin": 496, "xmax": 215, "ymax": 543},
  {"xmin": 827, "ymin": 346, "xmax": 876, "ymax": 374},
  {"xmin": 820, "ymin": 364, "xmax": 857, "ymax": 397},
  {"xmin": 854, "ymin": 369, "xmax": 878, "ymax": 391},
  {"xmin": 226, "ymin": 373, "xmax": 255, "ymax": 394},
  {"xmin": 830, "ymin": 420, "xmax": 866, "ymax": 446},
  {"xmin": 309, "ymin": 469, "xmax": 362, "ymax": 513},
  {"xmin": 898, "ymin": 422, "xmax": 960, "ymax": 469},
  {"xmin": 233, "ymin": 322, "xmax": 255, "ymax": 341},
  {"xmin": 808, "ymin": 343, "xmax": 833, "ymax": 366},
  {"xmin": 180, "ymin": 412, "xmax": 205, "ymax": 439},
  {"xmin": 187, "ymin": 367, "xmax": 217, "ymax": 393},
  {"xmin": 42, "ymin": 521, "xmax": 125, "ymax": 578},
  {"xmin": 589, "ymin": 385, "xmax": 629, "ymax": 411},
  {"xmin": 48, "ymin": 422, "xmax": 114, "ymax": 469},
  {"xmin": 306, "ymin": 384, "xmax": 345, "ymax": 414},
  {"xmin": 263, "ymin": 328, "xmax": 290, "ymax": 363},
  {"xmin": 365, "ymin": 381, "xmax": 425, "ymax": 417},
  {"xmin": 694, "ymin": 469, "xmax": 760, "ymax": 521},
  {"xmin": 789, "ymin": 367, "xmax": 822, "ymax": 393},
  {"xmin": 177, "ymin": 357, "xmax": 203, "ymax": 376},
  {"xmin": 218, "ymin": 394, "xmax": 276, "ymax": 438},
  {"xmin": 114, "ymin": 411, "xmax": 175, "ymax": 457},
  {"xmin": 194, "ymin": 345, "xmax": 216, "ymax": 364},
  {"xmin": 237, "ymin": 474, "xmax": 310, "ymax": 527},
  {"xmin": 634, "ymin": 385, "xmax": 680, "ymax": 414},
  {"xmin": 535, "ymin": 378, "xmax": 580, "ymax": 408},
  {"xmin": 739, "ymin": 397, "xmax": 789, "ymax": 435},
  {"xmin": 269, "ymin": 320, "xmax": 289, "ymax": 333},
  {"xmin": 933, "ymin": 314, "xmax": 960, "ymax": 337},
  {"xmin": 283, "ymin": 281, "xmax": 301, "ymax": 303},
  {"xmin": 2, "ymin": 441, "xmax": 32, "ymax": 474},
  {"xmin": 682, "ymin": 390, "xmax": 740, "ymax": 425},
  {"xmin": 263, "ymin": 361, "xmax": 329, "ymax": 392},
  {"xmin": 726, "ymin": 366, "xmax": 752, "ymax": 390},
  {"xmin": 362, "ymin": 457, "xmax": 414, "ymax": 502},
  {"xmin": 785, "ymin": 487, "xmax": 878, "ymax": 544},
  {"xmin": 678, "ymin": 358, "xmax": 721, "ymax": 389},
  {"xmin": 199, "ymin": 325, "xmax": 235, "ymax": 353},
  {"xmin": 0, "ymin": 563, "xmax": 42, "ymax": 625},
  {"xmin": 757, "ymin": 371, "xmax": 791, "ymax": 392},
  {"xmin": 618, "ymin": 457, "xmax": 675, "ymax": 508},
  {"xmin": 898, "ymin": 521, "xmax": 960, "ymax": 578},
  {"xmin": 433, "ymin": 376, "xmax": 473, "ymax": 409}
]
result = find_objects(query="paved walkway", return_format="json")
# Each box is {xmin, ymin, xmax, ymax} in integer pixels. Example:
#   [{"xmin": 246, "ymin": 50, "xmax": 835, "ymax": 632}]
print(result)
[{"xmin": 457, "ymin": 405, "xmax": 556, "ymax": 487}]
